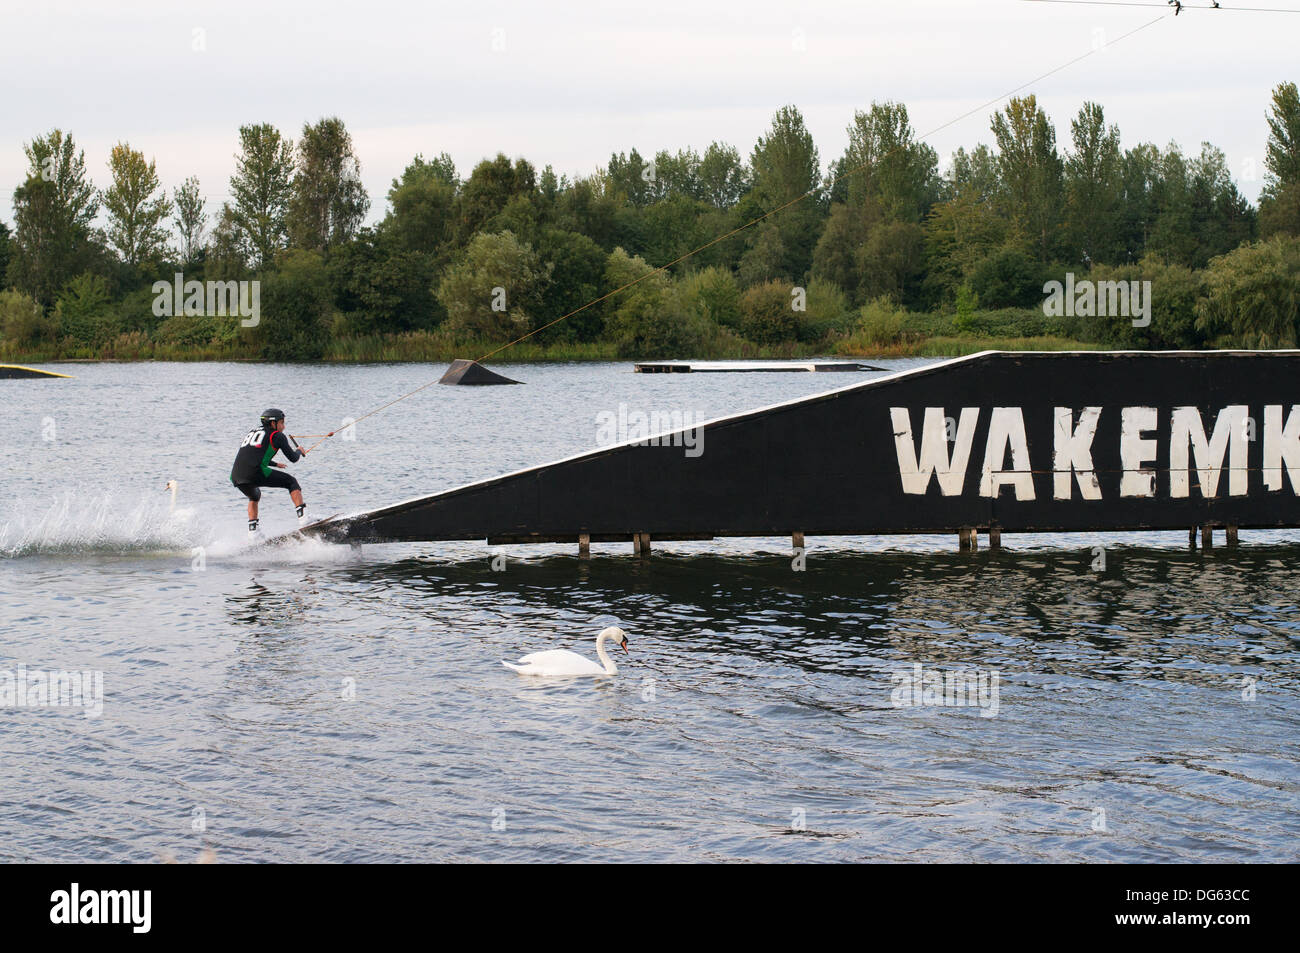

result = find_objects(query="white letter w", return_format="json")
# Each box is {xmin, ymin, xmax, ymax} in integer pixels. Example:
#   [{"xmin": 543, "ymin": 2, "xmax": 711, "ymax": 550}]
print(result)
[{"xmin": 891, "ymin": 407, "xmax": 979, "ymax": 496}]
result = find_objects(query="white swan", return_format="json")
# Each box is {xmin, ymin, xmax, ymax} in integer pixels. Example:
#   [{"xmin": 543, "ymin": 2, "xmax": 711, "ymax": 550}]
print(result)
[
  {"xmin": 164, "ymin": 480, "xmax": 195, "ymax": 521},
  {"xmin": 502, "ymin": 626, "xmax": 630, "ymax": 677}
]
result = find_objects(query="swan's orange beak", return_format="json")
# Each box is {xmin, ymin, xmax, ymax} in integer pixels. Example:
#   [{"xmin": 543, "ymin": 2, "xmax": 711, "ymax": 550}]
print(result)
[{"xmin": 620, "ymin": 638, "xmax": 629, "ymax": 653}]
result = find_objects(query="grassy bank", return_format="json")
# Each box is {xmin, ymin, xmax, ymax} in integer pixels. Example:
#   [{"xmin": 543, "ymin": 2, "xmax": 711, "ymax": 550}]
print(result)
[
  {"xmin": 0, "ymin": 301, "xmax": 1115, "ymax": 364},
  {"xmin": 0, "ymin": 328, "xmax": 1103, "ymax": 364},
  {"xmin": 833, "ymin": 333, "xmax": 1104, "ymax": 358}
]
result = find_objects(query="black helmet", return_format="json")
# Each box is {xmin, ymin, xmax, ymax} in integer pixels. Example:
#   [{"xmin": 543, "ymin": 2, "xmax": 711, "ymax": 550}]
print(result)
[{"xmin": 260, "ymin": 408, "xmax": 285, "ymax": 426}]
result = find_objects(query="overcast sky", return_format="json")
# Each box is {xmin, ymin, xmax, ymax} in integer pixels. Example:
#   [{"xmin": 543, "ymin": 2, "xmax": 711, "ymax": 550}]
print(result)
[{"xmin": 1, "ymin": 0, "xmax": 1295, "ymax": 227}]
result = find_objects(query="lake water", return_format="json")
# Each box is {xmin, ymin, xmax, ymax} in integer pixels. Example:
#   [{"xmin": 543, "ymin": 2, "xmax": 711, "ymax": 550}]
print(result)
[{"xmin": 2, "ymin": 360, "xmax": 1298, "ymax": 862}]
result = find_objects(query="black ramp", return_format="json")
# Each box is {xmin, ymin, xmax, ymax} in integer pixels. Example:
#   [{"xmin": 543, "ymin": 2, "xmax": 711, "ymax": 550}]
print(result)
[
  {"xmin": 313, "ymin": 351, "xmax": 1300, "ymax": 544},
  {"xmin": 438, "ymin": 359, "xmax": 522, "ymax": 385}
]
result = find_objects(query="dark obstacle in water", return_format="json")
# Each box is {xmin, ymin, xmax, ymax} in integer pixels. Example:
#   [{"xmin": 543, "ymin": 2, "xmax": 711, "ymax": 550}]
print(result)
[
  {"xmin": 308, "ymin": 350, "xmax": 1300, "ymax": 551},
  {"xmin": 438, "ymin": 359, "xmax": 522, "ymax": 386},
  {"xmin": 0, "ymin": 364, "xmax": 72, "ymax": 380},
  {"xmin": 634, "ymin": 360, "xmax": 884, "ymax": 374}
]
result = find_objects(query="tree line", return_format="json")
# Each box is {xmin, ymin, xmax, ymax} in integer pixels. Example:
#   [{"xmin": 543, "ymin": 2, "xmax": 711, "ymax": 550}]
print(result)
[{"xmin": 1, "ymin": 84, "xmax": 1298, "ymax": 361}]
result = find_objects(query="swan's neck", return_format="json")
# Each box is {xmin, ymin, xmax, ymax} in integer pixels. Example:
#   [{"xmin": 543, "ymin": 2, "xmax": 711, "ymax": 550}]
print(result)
[
  {"xmin": 168, "ymin": 484, "xmax": 177, "ymax": 513},
  {"xmin": 595, "ymin": 633, "xmax": 618, "ymax": 675}
]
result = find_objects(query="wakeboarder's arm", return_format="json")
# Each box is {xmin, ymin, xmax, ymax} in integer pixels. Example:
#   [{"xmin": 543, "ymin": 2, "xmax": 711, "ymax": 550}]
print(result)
[{"xmin": 271, "ymin": 430, "xmax": 303, "ymax": 462}]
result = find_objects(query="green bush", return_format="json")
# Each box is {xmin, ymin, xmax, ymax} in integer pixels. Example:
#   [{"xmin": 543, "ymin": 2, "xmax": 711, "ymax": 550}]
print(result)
[
  {"xmin": 855, "ymin": 296, "xmax": 908, "ymax": 346},
  {"xmin": 1196, "ymin": 235, "xmax": 1300, "ymax": 347},
  {"xmin": 960, "ymin": 307, "xmax": 1051, "ymax": 338},
  {"xmin": 330, "ymin": 238, "xmax": 439, "ymax": 336},
  {"xmin": 797, "ymin": 276, "xmax": 853, "ymax": 342},
  {"xmin": 436, "ymin": 230, "xmax": 551, "ymax": 341},
  {"xmin": 117, "ymin": 286, "xmax": 164, "ymax": 335},
  {"xmin": 682, "ymin": 266, "xmax": 741, "ymax": 329},
  {"xmin": 0, "ymin": 290, "xmax": 56, "ymax": 345},
  {"xmin": 738, "ymin": 279, "xmax": 800, "ymax": 344},
  {"xmin": 1070, "ymin": 259, "xmax": 1207, "ymax": 348},
  {"xmin": 602, "ymin": 247, "xmax": 701, "ymax": 357},
  {"xmin": 534, "ymin": 227, "xmax": 607, "ymax": 342},
  {"xmin": 54, "ymin": 273, "xmax": 119, "ymax": 347},
  {"xmin": 969, "ymin": 247, "xmax": 1045, "ymax": 308},
  {"xmin": 257, "ymin": 250, "xmax": 331, "ymax": 360},
  {"xmin": 858, "ymin": 220, "xmax": 926, "ymax": 304},
  {"xmin": 954, "ymin": 283, "xmax": 978, "ymax": 333},
  {"xmin": 154, "ymin": 313, "xmax": 237, "ymax": 349}
]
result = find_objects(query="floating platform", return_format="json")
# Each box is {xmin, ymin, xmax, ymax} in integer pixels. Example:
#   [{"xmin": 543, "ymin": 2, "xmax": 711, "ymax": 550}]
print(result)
[
  {"xmin": 634, "ymin": 360, "xmax": 883, "ymax": 373},
  {"xmin": 438, "ymin": 359, "xmax": 522, "ymax": 385},
  {"xmin": 0, "ymin": 364, "xmax": 72, "ymax": 379},
  {"xmin": 307, "ymin": 351, "xmax": 1300, "ymax": 552}
]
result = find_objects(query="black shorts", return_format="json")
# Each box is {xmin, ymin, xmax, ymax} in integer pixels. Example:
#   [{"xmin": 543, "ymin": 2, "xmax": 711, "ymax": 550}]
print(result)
[{"xmin": 233, "ymin": 469, "xmax": 301, "ymax": 501}]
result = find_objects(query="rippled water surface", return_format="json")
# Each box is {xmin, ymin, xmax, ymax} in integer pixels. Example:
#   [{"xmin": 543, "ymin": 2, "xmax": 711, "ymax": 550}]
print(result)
[{"xmin": 2, "ymin": 361, "xmax": 1298, "ymax": 862}]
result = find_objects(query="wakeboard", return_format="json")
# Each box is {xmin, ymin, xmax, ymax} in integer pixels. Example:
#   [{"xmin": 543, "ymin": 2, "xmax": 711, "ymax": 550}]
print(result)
[{"xmin": 252, "ymin": 513, "xmax": 344, "ymax": 548}]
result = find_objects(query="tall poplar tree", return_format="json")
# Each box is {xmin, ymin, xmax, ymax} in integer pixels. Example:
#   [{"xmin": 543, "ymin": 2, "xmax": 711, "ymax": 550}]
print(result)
[
  {"xmin": 172, "ymin": 176, "xmax": 207, "ymax": 264},
  {"xmin": 7, "ymin": 129, "xmax": 99, "ymax": 305},
  {"xmin": 288, "ymin": 117, "xmax": 370, "ymax": 252},
  {"xmin": 1261, "ymin": 81, "xmax": 1300, "ymax": 237},
  {"xmin": 103, "ymin": 143, "xmax": 171, "ymax": 266},
  {"xmin": 991, "ymin": 95, "xmax": 1064, "ymax": 262},
  {"xmin": 746, "ymin": 104, "xmax": 823, "ymax": 281},
  {"xmin": 1064, "ymin": 102, "xmax": 1123, "ymax": 265},
  {"xmin": 228, "ymin": 123, "xmax": 294, "ymax": 268}
]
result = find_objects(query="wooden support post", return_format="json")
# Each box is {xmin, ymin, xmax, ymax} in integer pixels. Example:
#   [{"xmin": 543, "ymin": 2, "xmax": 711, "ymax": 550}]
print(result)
[
  {"xmin": 959, "ymin": 527, "xmax": 977, "ymax": 551},
  {"xmin": 1226, "ymin": 525, "xmax": 1238, "ymax": 547},
  {"xmin": 792, "ymin": 532, "xmax": 805, "ymax": 549},
  {"xmin": 1189, "ymin": 527, "xmax": 1197, "ymax": 549},
  {"xmin": 1201, "ymin": 524, "xmax": 1214, "ymax": 549},
  {"xmin": 633, "ymin": 532, "xmax": 650, "ymax": 556},
  {"xmin": 988, "ymin": 527, "xmax": 1001, "ymax": 550},
  {"xmin": 579, "ymin": 533, "xmax": 590, "ymax": 558}
]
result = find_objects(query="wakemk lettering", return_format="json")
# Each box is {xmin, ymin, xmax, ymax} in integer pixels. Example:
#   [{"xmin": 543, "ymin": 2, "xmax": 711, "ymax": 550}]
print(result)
[{"xmin": 890, "ymin": 405, "xmax": 1300, "ymax": 500}]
